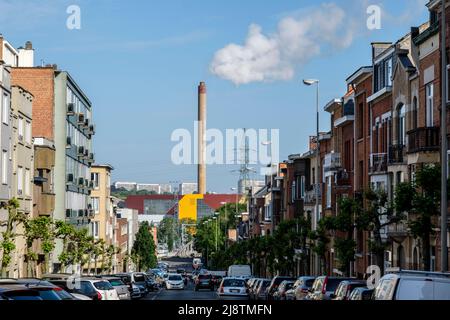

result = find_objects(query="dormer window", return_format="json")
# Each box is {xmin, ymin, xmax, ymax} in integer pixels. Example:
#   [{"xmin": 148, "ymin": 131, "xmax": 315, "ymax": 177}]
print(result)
[{"xmin": 374, "ymin": 57, "xmax": 393, "ymax": 93}]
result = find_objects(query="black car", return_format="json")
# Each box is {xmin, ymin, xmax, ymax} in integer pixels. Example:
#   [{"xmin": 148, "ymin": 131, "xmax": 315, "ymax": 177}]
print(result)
[
  {"xmin": 48, "ymin": 279, "xmax": 102, "ymax": 300},
  {"xmin": 195, "ymin": 274, "xmax": 214, "ymax": 291},
  {"xmin": 0, "ymin": 285, "xmax": 43, "ymax": 300},
  {"xmin": 266, "ymin": 276, "xmax": 296, "ymax": 300}
]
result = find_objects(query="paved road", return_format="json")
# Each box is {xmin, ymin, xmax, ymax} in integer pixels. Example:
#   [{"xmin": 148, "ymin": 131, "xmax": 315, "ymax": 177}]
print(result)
[{"xmin": 146, "ymin": 282, "xmax": 218, "ymax": 300}]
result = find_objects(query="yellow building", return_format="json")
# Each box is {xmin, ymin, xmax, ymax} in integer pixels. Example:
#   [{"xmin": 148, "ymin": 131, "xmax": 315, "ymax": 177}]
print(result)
[{"xmin": 90, "ymin": 164, "xmax": 114, "ymax": 245}]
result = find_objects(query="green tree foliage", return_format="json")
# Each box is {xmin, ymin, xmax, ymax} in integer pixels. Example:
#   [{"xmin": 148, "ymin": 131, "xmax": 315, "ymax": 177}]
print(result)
[
  {"xmin": 394, "ymin": 164, "xmax": 448, "ymax": 271},
  {"xmin": 132, "ymin": 221, "xmax": 157, "ymax": 271},
  {"xmin": 0, "ymin": 199, "xmax": 24, "ymax": 277},
  {"xmin": 157, "ymin": 217, "xmax": 179, "ymax": 252}
]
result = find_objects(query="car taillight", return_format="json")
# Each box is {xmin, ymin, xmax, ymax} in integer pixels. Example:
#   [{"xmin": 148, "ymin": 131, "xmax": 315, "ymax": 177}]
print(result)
[
  {"xmin": 97, "ymin": 292, "xmax": 102, "ymax": 300},
  {"xmin": 53, "ymin": 287, "xmax": 63, "ymax": 292}
]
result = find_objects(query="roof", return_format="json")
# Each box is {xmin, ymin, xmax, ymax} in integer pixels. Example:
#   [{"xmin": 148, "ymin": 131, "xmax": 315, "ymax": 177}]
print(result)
[{"xmin": 202, "ymin": 194, "xmax": 242, "ymax": 210}]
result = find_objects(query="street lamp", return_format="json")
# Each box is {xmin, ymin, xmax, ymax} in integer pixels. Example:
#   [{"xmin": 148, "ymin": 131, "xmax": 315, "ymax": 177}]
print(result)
[{"xmin": 303, "ymin": 78, "xmax": 320, "ymax": 274}]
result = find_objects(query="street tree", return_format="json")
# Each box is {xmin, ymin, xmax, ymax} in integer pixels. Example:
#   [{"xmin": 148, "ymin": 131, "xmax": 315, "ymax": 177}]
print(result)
[{"xmin": 132, "ymin": 221, "xmax": 157, "ymax": 271}]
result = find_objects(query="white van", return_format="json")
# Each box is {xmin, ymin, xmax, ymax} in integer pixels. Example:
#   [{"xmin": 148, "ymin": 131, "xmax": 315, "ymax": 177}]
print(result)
[
  {"xmin": 227, "ymin": 265, "xmax": 252, "ymax": 278},
  {"xmin": 374, "ymin": 271, "xmax": 450, "ymax": 300}
]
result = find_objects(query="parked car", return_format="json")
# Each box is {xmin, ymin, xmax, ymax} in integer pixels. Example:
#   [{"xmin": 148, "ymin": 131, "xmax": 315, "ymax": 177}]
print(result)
[
  {"xmin": 0, "ymin": 285, "xmax": 43, "ymax": 300},
  {"xmin": 331, "ymin": 280, "xmax": 367, "ymax": 300},
  {"xmin": 46, "ymin": 277, "xmax": 119, "ymax": 300},
  {"xmin": 272, "ymin": 280, "xmax": 295, "ymax": 300},
  {"xmin": 217, "ymin": 277, "xmax": 249, "ymax": 299},
  {"xmin": 195, "ymin": 274, "xmax": 214, "ymax": 291},
  {"xmin": 348, "ymin": 287, "xmax": 374, "ymax": 300},
  {"xmin": 293, "ymin": 276, "xmax": 316, "ymax": 301},
  {"xmin": 1, "ymin": 278, "xmax": 77, "ymax": 300},
  {"xmin": 306, "ymin": 276, "xmax": 353, "ymax": 300},
  {"xmin": 266, "ymin": 276, "xmax": 296, "ymax": 300},
  {"xmin": 373, "ymin": 270, "xmax": 450, "ymax": 300},
  {"xmin": 255, "ymin": 279, "xmax": 271, "ymax": 300},
  {"xmin": 211, "ymin": 275, "xmax": 223, "ymax": 288},
  {"xmin": 110, "ymin": 273, "xmax": 143, "ymax": 299},
  {"xmin": 166, "ymin": 274, "xmax": 185, "ymax": 290},
  {"xmin": 101, "ymin": 277, "xmax": 131, "ymax": 300},
  {"xmin": 249, "ymin": 279, "xmax": 263, "ymax": 300}
]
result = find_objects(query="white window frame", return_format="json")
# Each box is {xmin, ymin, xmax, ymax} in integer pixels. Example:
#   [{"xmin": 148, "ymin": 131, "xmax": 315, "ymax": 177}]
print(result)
[
  {"xmin": 426, "ymin": 83, "xmax": 434, "ymax": 127},
  {"xmin": 2, "ymin": 93, "xmax": 9, "ymax": 125},
  {"xmin": 25, "ymin": 169, "xmax": 30, "ymax": 196},
  {"xmin": 25, "ymin": 120, "xmax": 31, "ymax": 144},
  {"xmin": 17, "ymin": 166, "xmax": 23, "ymax": 195},
  {"xmin": 18, "ymin": 116, "xmax": 24, "ymax": 141},
  {"xmin": 1, "ymin": 150, "xmax": 7, "ymax": 185}
]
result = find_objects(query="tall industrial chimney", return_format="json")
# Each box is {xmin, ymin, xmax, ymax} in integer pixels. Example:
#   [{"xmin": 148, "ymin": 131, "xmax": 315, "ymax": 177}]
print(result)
[{"xmin": 198, "ymin": 82, "xmax": 207, "ymax": 195}]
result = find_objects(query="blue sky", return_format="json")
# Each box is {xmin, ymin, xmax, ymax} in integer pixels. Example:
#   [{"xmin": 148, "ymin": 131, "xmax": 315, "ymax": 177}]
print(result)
[{"xmin": 1, "ymin": 0, "xmax": 429, "ymax": 193}]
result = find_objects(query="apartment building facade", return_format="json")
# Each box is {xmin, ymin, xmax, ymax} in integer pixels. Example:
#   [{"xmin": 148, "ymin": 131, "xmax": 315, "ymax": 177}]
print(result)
[{"xmin": 90, "ymin": 164, "xmax": 114, "ymax": 244}]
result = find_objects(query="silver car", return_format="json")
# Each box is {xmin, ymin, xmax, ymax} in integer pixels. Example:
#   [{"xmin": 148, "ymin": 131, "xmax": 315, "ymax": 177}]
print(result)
[{"xmin": 102, "ymin": 277, "xmax": 131, "ymax": 300}]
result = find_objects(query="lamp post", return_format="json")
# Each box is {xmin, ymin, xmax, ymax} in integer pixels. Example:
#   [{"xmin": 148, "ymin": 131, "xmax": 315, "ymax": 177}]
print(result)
[
  {"xmin": 303, "ymin": 78, "xmax": 320, "ymax": 275},
  {"xmin": 440, "ymin": 0, "xmax": 448, "ymax": 273}
]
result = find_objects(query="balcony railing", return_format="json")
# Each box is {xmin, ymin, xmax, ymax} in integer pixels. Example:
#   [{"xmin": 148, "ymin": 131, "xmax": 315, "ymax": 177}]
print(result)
[
  {"xmin": 407, "ymin": 127, "xmax": 440, "ymax": 153},
  {"xmin": 388, "ymin": 144, "xmax": 406, "ymax": 164},
  {"xmin": 305, "ymin": 184, "xmax": 322, "ymax": 204},
  {"xmin": 370, "ymin": 153, "xmax": 387, "ymax": 173},
  {"xmin": 324, "ymin": 153, "xmax": 341, "ymax": 173},
  {"xmin": 336, "ymin": 169, "xmax": 351, "ymax": 186}
]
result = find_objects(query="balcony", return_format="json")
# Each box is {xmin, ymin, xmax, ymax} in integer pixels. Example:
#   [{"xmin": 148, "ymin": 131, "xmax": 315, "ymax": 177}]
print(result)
[
  {"xmin": 336, "ymin": 169, "xmax": 351, "ymax": 186},
  {"xmin": 387, "ymin": 222, "xmax": 409, "ymax": 243},
  {"xmin": 407, "ymin": 127, "xmax": 440, "ymax": 153},
  {"xmin": 370, "ymin": 153, "xmax": 387, "ymax": 174},
  {"xmin": 38, "ymin": 192, "xmax": 55, "ymax": 216},
  {"xmin": 324, "ymin": 153, "xmax": 341, "ymax": 173},
  {"xmin": 88, "ymin": 124, "xmax": 96, "ymax": 136},
  {"xmin": 388, "ymin": 144, "xmax": 406, "ymax": 164},
  {"xmin": 304, "ymin": 184, "xmax": 322, "ymax": 204}
]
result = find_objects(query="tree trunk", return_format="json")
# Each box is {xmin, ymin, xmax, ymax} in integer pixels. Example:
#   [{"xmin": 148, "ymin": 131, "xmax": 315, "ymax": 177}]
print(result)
[{"xmin": 422, "ymin": 232, "xmax": 431, "ymax": 271}]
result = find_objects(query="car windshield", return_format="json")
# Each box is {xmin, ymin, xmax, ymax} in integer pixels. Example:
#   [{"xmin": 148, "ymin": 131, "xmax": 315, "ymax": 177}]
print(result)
[
  {"xmin": 108, "ymin": 279, "xmax": 125, "ymax": 286},
  {"xmin": 305, "ymin": 279, "xmax": 315, "ymax": 287},
  {"xmin": 169, "ymin": 275, "xmax": 182, "ymax": 281},
  {"xmin": 93, "ymin": 281, "xmax": 114, "ymax": 291},
  {"xmin": 223, "ymin": 279, "xmax": 245, "ymax": 287}
]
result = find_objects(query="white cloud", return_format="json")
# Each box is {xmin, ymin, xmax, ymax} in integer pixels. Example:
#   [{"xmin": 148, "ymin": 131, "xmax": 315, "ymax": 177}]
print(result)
[{"xmin": 209, "ymin": 3, "xmax": 358, "ymax": 85}]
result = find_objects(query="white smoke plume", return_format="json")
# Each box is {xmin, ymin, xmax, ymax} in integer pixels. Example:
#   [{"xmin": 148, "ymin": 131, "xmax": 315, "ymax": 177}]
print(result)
[{"xmin": 209, "ymin": 3, "xmax": 357, "ymax": 85}]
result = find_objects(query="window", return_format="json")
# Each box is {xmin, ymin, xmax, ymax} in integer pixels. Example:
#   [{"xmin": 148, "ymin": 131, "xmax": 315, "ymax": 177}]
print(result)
[
  {"xmin": 291, "ymin": 181, "xmax": 296, "ymax": 203},
  {"xmin": 357, "ymin": 103, "xmax": 364, "ymax": 139},
  {"xmin": 91, "ymin": 197, "xmax": 100, "ymax": 213},
  {"xmin": 412, "ymin": 97, "xmax": 418, "ymax": 130},
  {"xmin": 386, "ymin": 58, "xmax": 393, "ymax": 86},
  {"xmin": 91, "ymin": 172, "xmax": 100, "ymax": 189},
  {"xmin": 25, "ymin": 121, "xmax": 31, "ymax": 144},
  {"xmin": 426, "ymin": 83, "xmax": 434, "ymax": 127},
  {"xmin": 25, "ymin": 169, "xmax": 30, "ymax": 196},
  {"xmin": 300, "ymin": 176, "xmax": 305, "ymax": 199},
  {"xmin": 18, "ymin": 117, "xmax": 24, "ymax": 141},
  {"xmin": 1, "ymin": 150, "xmax": 7, "ymax": 185},
  {"xmin": 397, "ymin": 104, "xmax": 406, "ymax": 145},
  {"xmin": 92, "ymin": 221, "xmax": 99, "ymax": 239},
  {"xmin": 326, "ymin": 177, "xmax": 332, "ymax": 208},
  {"xmin": 2, "ymin": 93, "xmax": 9, "ymax": 125},
  {"xmin": 17, "ymin": 166, "xmax": 23, "ymax": 195}
]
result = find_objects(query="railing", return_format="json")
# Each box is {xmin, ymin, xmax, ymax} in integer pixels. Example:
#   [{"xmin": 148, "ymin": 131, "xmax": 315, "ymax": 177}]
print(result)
[
  {"xmin": 336, "ymin": 169, "xmax": 351, "ymax": 186},
  {"xmin": 388, "ymin": 144, "xmax": 406, "ymax": 164},
  {"xmin": 407, "ymin": 127, "xmax": 439, "ymax": 153},
  {"xmin": 304, "ymin": 184, "xmax": 322, "ymax": 204},
  {"xmin": 370, "ymin": 153, "xmax": 387, "ymax": 173},
  {"xmin": 324, "ymin": 153, "xmax": 341, "ymax": 173}
]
